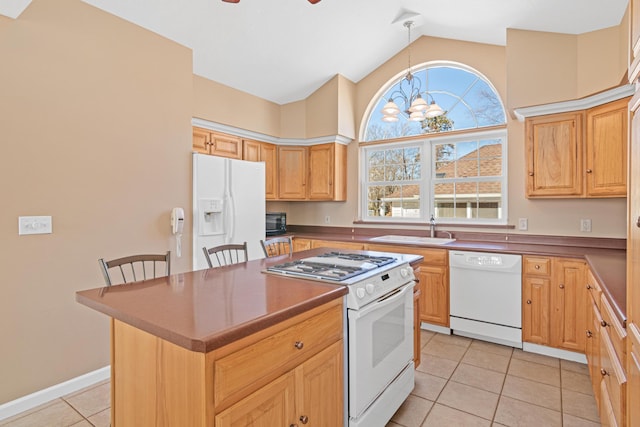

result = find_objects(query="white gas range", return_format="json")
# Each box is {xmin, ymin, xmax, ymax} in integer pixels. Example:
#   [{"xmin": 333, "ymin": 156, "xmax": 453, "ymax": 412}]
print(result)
[{"xmin": 266, "ymin": 250, "xmax": 420, "ymax": 427}]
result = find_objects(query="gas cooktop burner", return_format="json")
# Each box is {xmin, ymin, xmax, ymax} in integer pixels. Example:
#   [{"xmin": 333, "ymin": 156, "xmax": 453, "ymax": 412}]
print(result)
[{"xmin": 265, "ymin": 251, "xmax": 397, "ymax": 282}]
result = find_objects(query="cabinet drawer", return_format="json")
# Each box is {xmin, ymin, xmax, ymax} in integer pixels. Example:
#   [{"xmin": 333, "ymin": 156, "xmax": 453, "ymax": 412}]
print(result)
[
  {"xmin": 600, "ymin": 327, "xmax": 626, "ymax": 427},
  {"xmin": 310, "ymin": 240, "xmax": 364, "ymax": 250},
  {"xmin": 585, "ymin": 269, "xmax": 601, "ymax": 310},
  {"xmin": 629, "ymin": 324, "xmax": 640, "ymax": 427},
  {"xmin": 523, "ymin": 256, "xmax": 551, "ymax": 276},
  {"xmin": 600, "ymin": 294, "xmax": 626, "ymax": 364},
  {"xmin": 365, "ymin": 244, "xmax": 447, "ymax": 266},
  {"xmin": 214, "ymin": 304, "xmax": 342, "ymax": 409}
]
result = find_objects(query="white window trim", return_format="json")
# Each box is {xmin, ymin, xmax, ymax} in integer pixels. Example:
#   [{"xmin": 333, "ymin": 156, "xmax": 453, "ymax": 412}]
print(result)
[{"xmin": 360, "ymin": 128, "xmax": 508, "ymax": 225}]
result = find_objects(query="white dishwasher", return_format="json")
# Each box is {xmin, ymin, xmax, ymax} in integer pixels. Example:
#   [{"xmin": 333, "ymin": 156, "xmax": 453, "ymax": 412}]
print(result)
[{"xmin": 449, "ymin": 250, "xmax": 523, "ymax": 348}]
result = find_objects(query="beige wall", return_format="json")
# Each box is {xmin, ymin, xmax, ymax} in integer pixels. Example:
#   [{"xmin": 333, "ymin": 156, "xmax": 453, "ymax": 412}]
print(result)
[
  {"xmin": 193, "ymin": 75, "xmax": 281, "ymax": 137},
  {"xmin": 0, "ymin": 0, "xmax": 193, "ymax": 404}
]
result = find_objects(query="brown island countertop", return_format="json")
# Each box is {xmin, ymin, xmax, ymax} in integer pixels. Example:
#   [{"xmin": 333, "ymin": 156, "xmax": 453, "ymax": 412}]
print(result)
[
  {"xmin": 76, "ymin": 248, "xmax": 422, "ymax": 353},
  {"xmin": 287, "ymin": 227, "xmax": 628, "ymax": 326}
]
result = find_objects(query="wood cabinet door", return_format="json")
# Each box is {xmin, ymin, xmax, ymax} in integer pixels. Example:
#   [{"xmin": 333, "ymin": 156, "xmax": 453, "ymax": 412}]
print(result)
[
  {"xmin": 310, "ymin": 239, "xmax": 364, "ymax": 251},
  {"xmin": 295, "ymin": 341, "xmax": 343, "ymax": 427},
  {"xmin": 215, "ymin": 371, "xmax": 296, "ymax": 427},
  {"xmin": 586, "ymin": 297, "xmax": 602, "ymax": 408},
  {"xmin": 628, "ymin": 324, "xmax": 640, "ymax": 427},
  {"xmin": 278, "ymin": 146, "xmax": 308, "ymax": 199},
  {"xmin": 242, "ymin": 139, "xmax": 261, "ymax": 161},
  {"xmin": 261, "ymin": 143, "xmax": 278, "ymax": 200},
  {"xmin": 308, "ymin": 143, "xmax": 335, "ymax": 200},
  {"xmin": 413, "ymin": 281, "xmax": 421, "ymax": 368},
  {"xmin": 292, "ymin": 238, "xmax": 312, "ymax": 252},
  {"xmin": 211, "ymin": 132, "xmax": 242, "ymax": 159},
  {"xmin": 550, "ymin": 258, "xmax": 587, "ymax": 352},
  {"xmin": 525, "ymin": 112, "xmax": 584, "ymax": 197},
  {"xmin": 586, "ymin": 98, "xmax": 628, "ymax": 197},
  {"xmin": 522, "ymin": 276, "xmax": 551, "ymax": 345},
  {"xmin": 418, "ymin": 264, "xmax": 449, "ymax": 327},
  {"xmin": 192, "ymin": 127, "xmax": 211, "ymax": 154}
]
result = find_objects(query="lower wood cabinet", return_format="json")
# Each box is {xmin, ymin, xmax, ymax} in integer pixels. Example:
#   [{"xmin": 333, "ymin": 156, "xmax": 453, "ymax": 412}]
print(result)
[
  {"xmin": 522, "ymin": 256, "xmax": 587, "ymax": 353},
  {"xmin": 583, "ymin": 268, "xmax": 628, "ymax": 427},
  {"xmin": 292, "ymin": 237, "xmax": 312, "ymax": 252},
  {"xmin": 628, "ymin": 324, "xmax": 640, "ymax": 426},
  {"xmin": 215, "ymin": 341, "xmax": 343, "ymax": 427},
  {"xmin": 111, "ymin": 299, "xmax": 343, "ymax": 426},
  {"xmin": 311, "ymin": 239, "xmax": 364, "ymax": 251},
  {"xmin": 365, "ymin": 244, "xmax": 449, "ymax": 328}
]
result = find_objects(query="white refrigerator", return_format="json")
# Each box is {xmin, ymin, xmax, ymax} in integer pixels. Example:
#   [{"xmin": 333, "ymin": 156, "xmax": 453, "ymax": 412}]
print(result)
[{"xmin": 192, "ymin": 153, "xmax": 266, "ymax": 270}]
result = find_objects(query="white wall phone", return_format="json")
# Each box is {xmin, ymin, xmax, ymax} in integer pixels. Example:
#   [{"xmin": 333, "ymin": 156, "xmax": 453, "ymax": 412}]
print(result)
[{"xmin": 171, "ymin": 207, "xmax": 185, "ymax": 257}]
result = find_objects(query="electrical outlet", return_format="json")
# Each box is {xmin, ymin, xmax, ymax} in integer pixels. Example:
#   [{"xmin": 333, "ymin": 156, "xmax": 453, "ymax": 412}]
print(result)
[
  {"xmin": 19, "ymin": 216, "xmax": 52, "ymax": 235},
  {"xmin": 518, "ymin": 218, "xmax": 528, "ymax": 231},
  {"xmin": 580, "ymin": 219, "xmax": 592, "ymax": 232},
  {"xmin": 324, "ymin": 215, "xmax": 331, "ymax": 224}
]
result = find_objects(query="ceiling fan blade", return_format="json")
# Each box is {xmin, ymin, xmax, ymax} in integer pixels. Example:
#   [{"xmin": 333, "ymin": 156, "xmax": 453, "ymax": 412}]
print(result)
[
  {"xmin": 222, "ymin": 0, "xmax": 240, "ymax": 3},
  {"xmin": 308, "ymin": 0, "xmax": 321, "ymax": 3}
]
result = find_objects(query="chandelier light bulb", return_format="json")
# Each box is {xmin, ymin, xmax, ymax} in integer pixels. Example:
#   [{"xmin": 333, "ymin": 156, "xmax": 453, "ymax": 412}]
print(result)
[
  {"xmin": 424, "ymin": 101, "xmax": 444, "ymax": 118},
  {"xmin": 381, "ymin": 114, "xmax": 400, "ymax": 123},
  {"xmin": 409, "ymin": 95, "xmax": 428, "ymax": 113},
  {"xmin": 409, "ymin": 111, "xmax": 425, "ymax": 121},
  {"xmin": 381, "ymin": 100, "xmax": 401, "ymax": 116}
]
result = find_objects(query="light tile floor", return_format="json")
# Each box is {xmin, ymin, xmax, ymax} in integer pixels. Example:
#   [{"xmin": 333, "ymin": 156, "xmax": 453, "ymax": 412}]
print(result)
[
  {"xmin": 0, "ymin": 331, "xmax": 600, "ymax": 427},
  {"xmin": 388, "ymin": 330, "xmax": 601, "ymax": 427}
]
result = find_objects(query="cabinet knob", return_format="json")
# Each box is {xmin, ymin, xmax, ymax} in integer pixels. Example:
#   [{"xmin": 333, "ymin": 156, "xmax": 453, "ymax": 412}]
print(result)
[
  {"xmin": 586, "ymin": 330, "xmax": 593, "ymax": 338},
  {"xmin": 299, "ymin": 415, "xmax": 309, "ymax": 424},
  {"xmin": 559, "ymin": 284, "xmax": 565, "ymax": 289},
  {"xmin": 586, "ymin": 284, "xmax": 591, "ymax": 290},
  {"xmin": 528, "ymin": 172, "xmax": 534, "ymax": 176},
  {"xmin": 294, "ymin": 341, "xmax": 304, "ymax": 350},
  {"xmin": 601, "ymin": 320, "xmax": 608, "ymax": 327},
  {"xmin": 636, "ymin": 216, "xmax": 640, "ymax": 228},
  {"xmin": 600, "ymin": 368, "xmax": 609, "ymax": 376},
  {"xmin": 526, "ymin": 300, "xmax": 532, "ymax": 304},
  {"xmin": 586, "ymin": 169, "xmax": 593, "ymax": 173},
  {"xmin": 534, "ymin": 265, "xmax": 540, "ymax": 270}
]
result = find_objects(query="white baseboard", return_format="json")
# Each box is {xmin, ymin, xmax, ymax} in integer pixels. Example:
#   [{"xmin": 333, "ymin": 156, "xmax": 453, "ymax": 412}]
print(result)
[
  {"xmin": 420, "ymin": 322, "xmax": 451, "ymax": 335},
  {"xmin": 0, "ymin": 366, "xmax": 110, "ymax": 421},
  {"xmin": 522, "ymin": 343, "xmax": 587, "ymax": 364}
]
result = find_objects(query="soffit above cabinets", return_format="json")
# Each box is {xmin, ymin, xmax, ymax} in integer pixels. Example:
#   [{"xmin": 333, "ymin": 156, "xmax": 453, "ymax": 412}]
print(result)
[{"xmin": 513, "ymin": 84, "xmax": 635, "ymax": 122}]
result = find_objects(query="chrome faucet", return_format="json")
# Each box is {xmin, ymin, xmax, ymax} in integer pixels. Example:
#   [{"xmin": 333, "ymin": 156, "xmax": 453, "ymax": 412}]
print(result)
[{"xmin": 429, "ymin": 214, "xmax": 436, "ymax": 238}]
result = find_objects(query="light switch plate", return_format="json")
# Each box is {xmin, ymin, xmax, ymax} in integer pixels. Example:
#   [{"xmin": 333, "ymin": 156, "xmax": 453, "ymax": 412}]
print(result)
[
  {"xmin": 19, "ymin": 216, "xmax": 52, "ymax": 235},
  {"xmin": 580, "ymin": 219, "xmax": 592, "ymax": 232},
  {"xmin": 518, "ymin": 218, "xmax": 528, "ymax": 231}
]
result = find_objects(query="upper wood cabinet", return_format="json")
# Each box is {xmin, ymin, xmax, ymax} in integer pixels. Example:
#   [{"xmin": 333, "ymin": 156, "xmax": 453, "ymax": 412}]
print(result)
[
  {"xmin": 278, "ymin": 146, "xmax": 308, "ymax": 200},
  {"xmin": 243, "ymin": 139, "xmax": 277, "ymax": 200},
  {"xmin": 308, "ymin": 143, "xmax": 347, "ymax": 201},
  {"xmin": 526, "ymin": 112, "xmax": 584, "ymax": 197},
  {"xmin": 524, "ymin": 97, "xmax": 629, "ymax": 198},
  {"xmin": 278, "ymin": 143, "xmax": 347, "ymax": 201},
  {"xmin": 192, "ymin": 127, "xmax": 242, "ymax": 159},
  {"xmin": 585, "ymin": 98, "xmax": 628, "ymax": 197}
]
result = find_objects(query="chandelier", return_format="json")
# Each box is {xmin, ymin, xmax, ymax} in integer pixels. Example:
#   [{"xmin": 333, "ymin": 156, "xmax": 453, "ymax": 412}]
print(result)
[{"xmin": 381, "ymin": 21, "xmax": 444, "ymax": 123}]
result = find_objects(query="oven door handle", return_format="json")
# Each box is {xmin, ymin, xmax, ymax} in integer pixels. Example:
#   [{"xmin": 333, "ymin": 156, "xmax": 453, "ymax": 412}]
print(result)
[{"xmin": 350, "ymin": 281, "xmax": 414, "ymax": 319}]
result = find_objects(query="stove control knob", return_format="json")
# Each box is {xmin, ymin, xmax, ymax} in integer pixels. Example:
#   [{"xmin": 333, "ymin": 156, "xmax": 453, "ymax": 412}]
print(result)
[
  {"xmin": 400, "ymin": 268, "xmax": 410, "ymax": 278},
  {"xmin": 356, "ymin": 287, "xmax": 366, "ymax": 299},
  {"xmin": 365, "ymin": 283, "xmax": 375, "ymax": 294}
]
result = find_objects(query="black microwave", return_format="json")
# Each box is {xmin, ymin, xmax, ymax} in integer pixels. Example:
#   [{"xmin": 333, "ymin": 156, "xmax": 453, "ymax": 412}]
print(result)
[{"xmin": 266, "ymin": 212, "xmax": 287, "ymax": 236}]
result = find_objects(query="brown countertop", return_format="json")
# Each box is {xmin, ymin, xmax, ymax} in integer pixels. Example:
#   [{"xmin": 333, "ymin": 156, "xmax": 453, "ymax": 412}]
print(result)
[
  {"xmin": 288, "ymin": 229, "xmax": 627, "ymax": 325},
  {"xmin": 76, "ymin": 250, "xmax": 350, "ymax": 353},
  {"xmin": 585, "ymin": 252, "xmax": 627, "ymax": 327}
]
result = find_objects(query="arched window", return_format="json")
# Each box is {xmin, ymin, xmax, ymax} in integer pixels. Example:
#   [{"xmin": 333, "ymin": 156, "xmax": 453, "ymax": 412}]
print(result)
[
  {"xmin": 363, "ymin": 62, "xmax": 506, "ymax": 141},
  {"xmin": 360, "ymin": 62, "xmax": 508, "ymax": 224}
]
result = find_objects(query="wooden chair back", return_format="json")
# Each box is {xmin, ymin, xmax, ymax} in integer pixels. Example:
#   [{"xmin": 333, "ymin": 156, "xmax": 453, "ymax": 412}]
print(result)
[
  {"xmin": 203, "ymin": 242, "xmax": 248, "ymax": 268},
  {"xmin": 99, "ymin": 251, "xmax": 171, "ymax": 286},
  {"xmin": 261, "ymin": 236, "xmax": 293, "ymax": 257}
]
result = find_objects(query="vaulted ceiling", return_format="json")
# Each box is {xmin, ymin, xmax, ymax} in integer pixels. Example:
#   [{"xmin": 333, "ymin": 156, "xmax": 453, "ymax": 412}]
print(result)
[{"xmin": 1, "ymin": 0, "xmax": 629, "ymax": 105}]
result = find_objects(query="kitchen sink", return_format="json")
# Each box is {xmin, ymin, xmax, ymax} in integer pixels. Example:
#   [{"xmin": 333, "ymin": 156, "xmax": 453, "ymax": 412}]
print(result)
[{"xmin": 370, "ymin": 235, "xmax": 456, "ymax": 245}]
